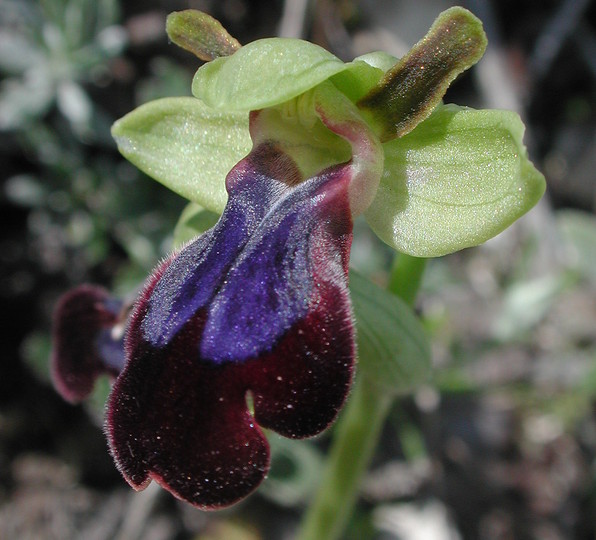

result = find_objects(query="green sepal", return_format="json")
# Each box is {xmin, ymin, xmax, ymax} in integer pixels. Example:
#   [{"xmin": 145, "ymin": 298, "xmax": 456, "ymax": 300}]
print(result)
[
  {"xmin": 166, "ymin": 10, "xmax": 241, "ymax": 61},
  {"xmin": 358, "ymin": 7, "xmax": 487, "ymax": 142},
  {"xmin": 172, "ymin": 202, "xmax": 220, "ymax": 249},
  {"xmin": 365, "ymin": 104, "xmax": 546, "ymax": 257},
  {"xmin": 192, "ymin": 38, "xmax": 347, "ymax": 111},
  {"xmin": 111, "ymin": 97, "xmax": 251, "ymax": 213},
  {"xmin": 349, "ymin": 271, "xmax": 431, "ymax": 395}
]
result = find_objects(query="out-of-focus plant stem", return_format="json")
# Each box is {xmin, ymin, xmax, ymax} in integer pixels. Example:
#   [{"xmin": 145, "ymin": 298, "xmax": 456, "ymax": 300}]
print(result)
[{"xmin": 295, "ymin": 254, "xmax": 427, "ymax": 540}]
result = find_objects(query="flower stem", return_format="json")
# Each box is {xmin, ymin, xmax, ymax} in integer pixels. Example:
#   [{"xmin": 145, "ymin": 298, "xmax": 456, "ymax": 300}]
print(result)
[
  {"xmin": 388, "ymin": 254, "xmax": 427, "ymax": 307},
  {"xmin": 295, "ymin": 254, "xmax": 427, "ymax": 540},
  {"xmin": 295, "ymin": 376, "xmax": 392, "ymax": 540}
]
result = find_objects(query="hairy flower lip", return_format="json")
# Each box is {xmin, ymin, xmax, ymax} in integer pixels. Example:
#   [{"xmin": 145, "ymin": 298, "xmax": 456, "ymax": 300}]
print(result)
[
  {"xmin": 106, "ymin": 141, "xmax": 357, "ymax": 508},
  {"xmin": 105, "ymin": 81, "xmax": 383, "ymax": 509}
]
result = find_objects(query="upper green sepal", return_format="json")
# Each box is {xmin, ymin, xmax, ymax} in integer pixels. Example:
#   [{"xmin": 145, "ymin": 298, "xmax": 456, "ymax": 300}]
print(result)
[
  {"xmin": 353, "ymin": 51, "xmax": 399, "ymax": 73},
  {"xmin": 329, "ymin": 60, "xmax": 385, "ymax": 103},
  {"xmin": 111, "ymin": 97, "xmax": 250, "ymax": 213},
  {"xmin": 192, "ymin": 38, "xmax": 348, "ymax": 111},
  {"xmin": 365, "ymin": 104, "xmax": 546, "ymax": 257}
]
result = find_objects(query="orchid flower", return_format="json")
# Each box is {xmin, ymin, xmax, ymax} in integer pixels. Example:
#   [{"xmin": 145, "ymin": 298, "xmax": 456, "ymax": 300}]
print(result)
[
  {"xmin": 52, "ymin": 285, "xmax": 127, "ymax": 403},
  {"xmin": 51, "ymin": 7, "xmax": 545, "ymax": 510}
]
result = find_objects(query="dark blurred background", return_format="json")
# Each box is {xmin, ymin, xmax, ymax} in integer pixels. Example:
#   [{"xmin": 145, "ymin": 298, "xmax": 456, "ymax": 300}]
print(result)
[{"xmin": 1, "ymin": 1, "xmax": 596, "ymax": 538}]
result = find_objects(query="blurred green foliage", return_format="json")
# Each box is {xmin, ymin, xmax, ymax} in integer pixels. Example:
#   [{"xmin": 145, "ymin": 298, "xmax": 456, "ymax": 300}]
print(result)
[
  {"xmin": 1, "ymin": 0, "xmax": 192, "ymax": 396},
  {"xmin": 1, "ymin": 0, "xmax": 189, "ymax": 292},
  {"xmin": 0, "ymin": 0, "xmax": 125, "ymax": 134}
]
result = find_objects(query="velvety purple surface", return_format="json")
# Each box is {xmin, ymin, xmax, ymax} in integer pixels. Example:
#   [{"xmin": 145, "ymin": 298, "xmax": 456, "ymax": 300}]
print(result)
[
  {"xmin": 106, "ymin": 145, "xmax": 356, "ymax": 508},
  {"xmin": 51, "ymin": 285, "xmax": 125, "ymax": 403},
  {"xmin": 200, "ymin": 168, "xmax": 339, "ymax": 363},
  {"xmin": 142, "ymin": 144, "xmax": 299, "ymax": 352}
]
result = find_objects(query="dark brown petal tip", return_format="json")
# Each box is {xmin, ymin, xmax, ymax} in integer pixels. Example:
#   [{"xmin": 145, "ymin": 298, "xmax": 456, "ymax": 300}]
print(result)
[{"xmin": 358, "ymin": 6, "xmax": 487, "ymax": 142}]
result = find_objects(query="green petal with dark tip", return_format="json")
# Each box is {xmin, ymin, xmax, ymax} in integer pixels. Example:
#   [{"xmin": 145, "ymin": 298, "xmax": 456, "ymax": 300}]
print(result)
[
  {"xmin": 166, "ymin": 10, "xmax": 241, "ymax": 61},
  {"xmin": 357, "ymin": 7, "xmax": 487, "ymax": 142}
]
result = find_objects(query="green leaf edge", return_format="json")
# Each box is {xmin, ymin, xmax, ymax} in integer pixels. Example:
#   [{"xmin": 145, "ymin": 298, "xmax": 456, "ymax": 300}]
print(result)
[
  {"xmin": 172, "ymin": 202, "xmax": 220, "ymax": 249},
  {"xmin": 350, "ymin": 270, "xmax": 431, "ymax": 394}
]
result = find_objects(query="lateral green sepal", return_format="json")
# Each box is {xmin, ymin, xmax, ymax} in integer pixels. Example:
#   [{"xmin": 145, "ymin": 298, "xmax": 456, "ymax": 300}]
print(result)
[
  {"xmin": 111, "ymin": 97, "xmax": 250, "ymax": 213},
  {"xmin": 365, "ymin": 104, "xmax": 546, "ymax": 257},
  {"xmin": 172, "ymin": 202, "xmax": 220, "ymax": 249}
]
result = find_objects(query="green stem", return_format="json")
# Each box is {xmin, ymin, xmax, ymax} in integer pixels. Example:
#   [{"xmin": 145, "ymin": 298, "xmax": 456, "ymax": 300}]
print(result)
[
  {"xmin": 295, "ymin": 254, "xmax": 427, "ymax": 540},
  {"xmin": 295, "ymin": 377, "xmax": 392, "ymax": 540},
  {"xmin": 388, "ymin": 254, "xmax": 427, "ymax": 307}
]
